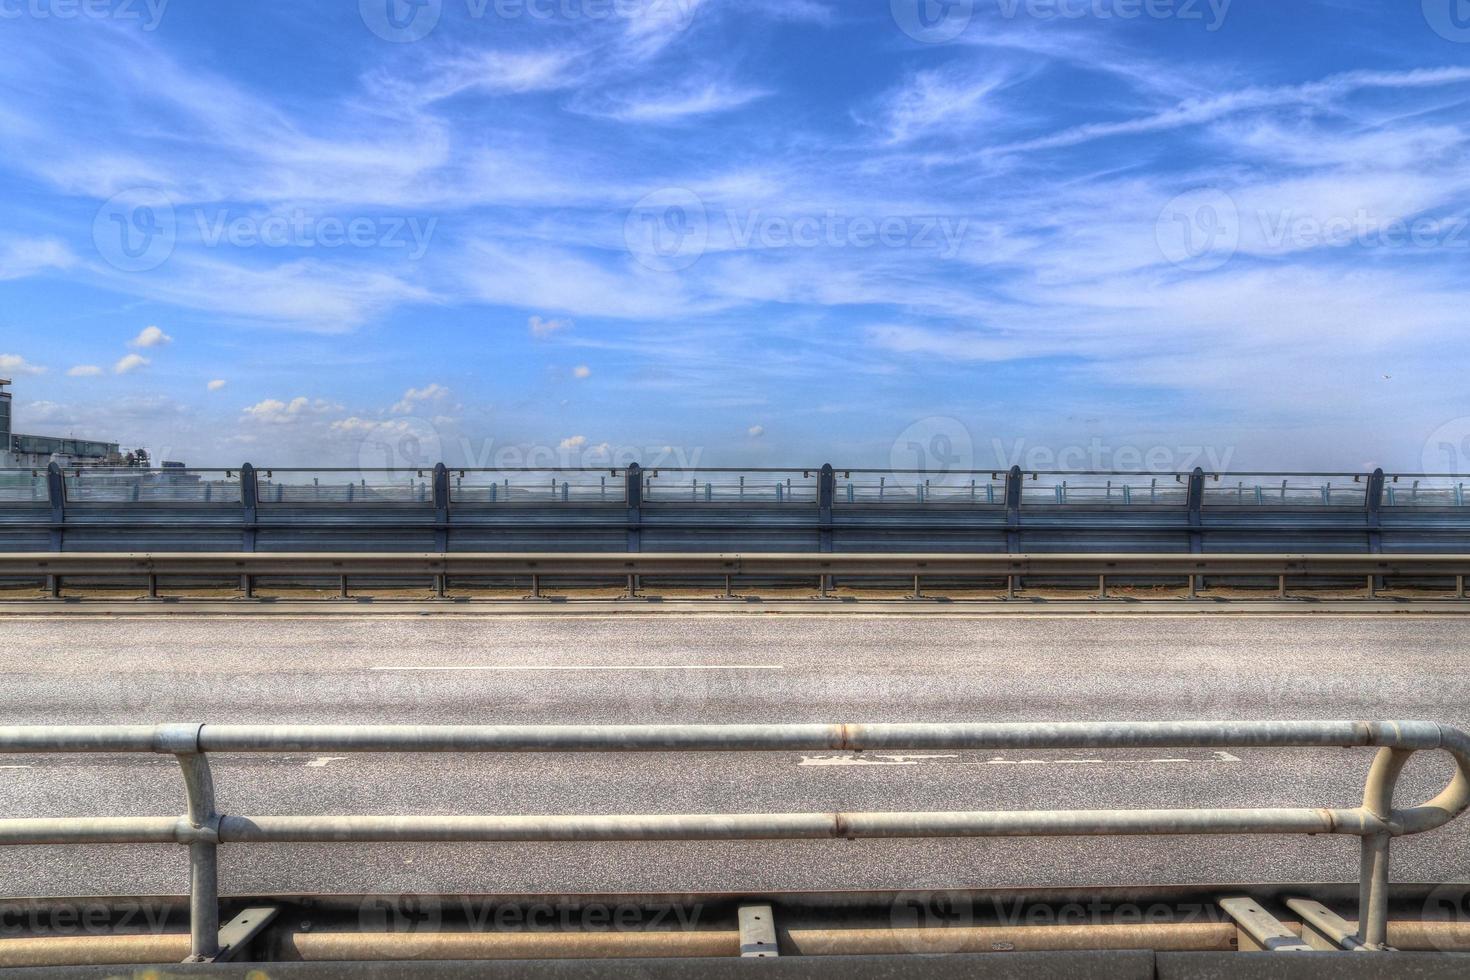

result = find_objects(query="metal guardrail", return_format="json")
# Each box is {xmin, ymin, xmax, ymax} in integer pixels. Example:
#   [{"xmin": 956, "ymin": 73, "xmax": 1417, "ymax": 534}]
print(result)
[
  {"xmin": 6, "ymin": 463, "xmax": 1469, "ymax": 556},
  {"xmin": 1, "ymin": 721, "xmax": 1467, "ymax": 962},
  {"xmin": 5, "ymin": 464, "xmax": 1466, "ymax": 508},
  {"xmin": 1, "ymin": 552, "xmax": 1467, "ymax": 601}
]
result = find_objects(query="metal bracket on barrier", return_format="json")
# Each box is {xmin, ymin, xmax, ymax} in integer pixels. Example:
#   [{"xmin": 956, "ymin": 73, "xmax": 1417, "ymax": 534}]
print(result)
[
  {"xmin": 1284, "ymin": 898, "xmax": 1372, "ymax": 951},
  {"xmin": 1218, "ymin": 897, "xmax": 1313, "ymax": 952},
  {"xmin": 211, "ymin": 905, "xmax": 281, "ymax": 962},
  {"xmin": 738, "ymin": 904, "xmax": 778, "ymax": 957}
]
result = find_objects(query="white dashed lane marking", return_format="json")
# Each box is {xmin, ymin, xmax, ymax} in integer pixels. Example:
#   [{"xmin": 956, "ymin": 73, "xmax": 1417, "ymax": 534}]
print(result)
[
  {"xmin": 372, "ymin": 665, "xmax": 785, "ymax": 672},
  {"xmin": 799, "ymin": 751, "xmax": 1243, "ymax": 768}
]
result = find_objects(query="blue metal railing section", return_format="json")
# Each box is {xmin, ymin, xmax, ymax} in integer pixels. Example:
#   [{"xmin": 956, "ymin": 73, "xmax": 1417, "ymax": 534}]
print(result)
[{"xmin": 2, "ymin": 464, "xmax": 1465, "ymax": 508}]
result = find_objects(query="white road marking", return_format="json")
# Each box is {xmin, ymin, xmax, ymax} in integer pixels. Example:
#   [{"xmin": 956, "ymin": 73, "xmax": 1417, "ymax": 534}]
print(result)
[
  {"xmin": 305, "ymin": 757, "xmax": 347, "ymax": 768},
  {"xmin": 800, "ymin": 754, "xmax": 959, "ymax": 767},
  {"xmin": 0, "ymin": 765, "xmax": 32, "ymax": 770},
  {"xmin": 800, "ymin": 753, "xmax": 1244, "ymax": 769},
  {"xmin": 372, "ymin": 665, "xmax": 785, "ymax": 672}
]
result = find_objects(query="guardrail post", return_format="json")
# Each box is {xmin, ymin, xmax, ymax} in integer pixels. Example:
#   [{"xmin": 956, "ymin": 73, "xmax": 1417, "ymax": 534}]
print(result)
[
  {"xmin": 1187, "ymin": 467, "xmax": 1205, "ymax": 555},
  {"xmin": 239, "ymin": 464, "xmax": 258, "ymax": 554},
  {"xmin": 1365, "ymin": 468, "xmax": 1384, "ymax": 555},
  {"xmin": 239, "ymin": 464, "xmax": 258, "ymax": 596},
  {"xmin": 44, "ymin": 463, "xmax": 64, "ymax": 596},
  {"xmin": 625, "ymin": 464, "xmax": 642, "ymax": 554},
  {"xmin": 45, "ymin": 459, "xmax": 64, "ymax": 550},
  {"xmin": 1364, "ymin": 469, "xmax": 1386, "ymax": 594},
  {"xmin": 433, "ymin": 463, "xmax": 450, "ymax": 554},
  {"xmin": 1004, "ymin": 466, "xmax": 1022, "ymax": 552},
  {"xmin": 818, "ymin": 464, "xmax": 835, "ymax": 556}
]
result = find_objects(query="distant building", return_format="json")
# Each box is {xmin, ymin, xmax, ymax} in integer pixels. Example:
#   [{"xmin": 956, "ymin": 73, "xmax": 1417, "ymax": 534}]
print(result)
[{"xmin": 0, "ymin": 378, "xmax": 126, "ymax": 468}]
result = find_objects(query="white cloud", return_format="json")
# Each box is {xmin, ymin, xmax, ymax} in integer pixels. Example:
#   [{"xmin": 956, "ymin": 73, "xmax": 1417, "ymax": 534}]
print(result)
[
  {"xmin": 207, "ymin": 379, "xmax": 227, "ymax": 391},
  {"xmin": 113, "ymin": 353, "xmax": 150, "ymax": 375},
  {"xmin": 130, "ymin": 325, "xmax": 173, "ymax": 348},
  {"xmin": 0, "ymin": 354, "xmax": 46, "ymax": 376},
  {"xmin": 529, "ymin": 315, "xmax": 572, "ymax": 337},
  {"xmin": 0, "ymin": 236, "xmax": 76, "ymax": 281},
  {"xmin": 242, "ymin": 396, "xmax": 337, "ymax": 424},
  {"xmin": 870, "ymin": 67, "xmax": 1015, "ymax": 145},
  {"xmin": 747, "ymin": 425, "xmax": 765, "ymax": 438},
  {"xmin": 992, "ymin": 66, "xmax": 1470, "ymax": 157},
  {"xmin": 391, "ymin": 383, "xmax": 451, "ymax": 414},
  {"xmin": 559, "ymin": 435, "xmax": 588, "ymax": 451},
  {"xmin": 67, "ymin": 365, "xmax": 104, "ymax": 377},
  {"xmin": 578, "ymin": 83, "xmax": 770, "ymax": 124},
  {"xmin": 573, "ymin": 365, "xmax": 592, "ymax": 379}
]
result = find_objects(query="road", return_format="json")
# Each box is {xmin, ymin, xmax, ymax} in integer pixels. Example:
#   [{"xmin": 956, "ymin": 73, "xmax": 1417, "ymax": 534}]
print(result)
[{"xmin": 0, "ymin": 614, "xmax": 1467, "ymax": 899}]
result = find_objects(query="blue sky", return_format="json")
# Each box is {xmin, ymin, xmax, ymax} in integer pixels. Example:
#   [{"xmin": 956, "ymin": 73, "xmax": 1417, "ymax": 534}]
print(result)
[{"xmin": 2, "ymin": 0, "xmax": 1470, "ymax": 473}]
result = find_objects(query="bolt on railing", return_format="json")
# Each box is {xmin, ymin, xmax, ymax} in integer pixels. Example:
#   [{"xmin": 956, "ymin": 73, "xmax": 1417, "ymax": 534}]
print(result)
[{"xmin": 0, "ymin": 720, "xmax": 1466, "ymax": 960}]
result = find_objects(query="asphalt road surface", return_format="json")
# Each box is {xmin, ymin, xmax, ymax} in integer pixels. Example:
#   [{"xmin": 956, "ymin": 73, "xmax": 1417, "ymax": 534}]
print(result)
[{"xmin": 1, "ymin": 614, "xmax": 1467, "ymax": 899}]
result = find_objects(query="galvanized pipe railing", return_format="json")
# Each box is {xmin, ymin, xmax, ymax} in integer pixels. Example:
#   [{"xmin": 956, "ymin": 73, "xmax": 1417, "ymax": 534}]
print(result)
[{"xmin": 0, "ymin": 721, "xmax": 1467, "ymax": 961}]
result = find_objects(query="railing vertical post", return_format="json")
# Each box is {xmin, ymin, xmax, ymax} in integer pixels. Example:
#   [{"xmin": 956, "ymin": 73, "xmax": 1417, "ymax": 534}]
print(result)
[
  {"xmin": 45, "ymin": 460, "xmax": 64, "ymax": 564},
  {"xmin": 818, "ymin": 464, "xmax": 835, "ymax": 556},
  {"xmin": 433, "ymin": 463, "xmax": 450, "ymax": 552},
  {"xmin": 161, "ymin": 727, "xmax": 221, "ymax": 962},
  {"xmin": 1365, "ymin": 468, "xmax": 1385, "ymax": 556},
  {"xmin": 625, "ymin": 464, "xmax": 642, "ymax": 554},
  {"xmin": 1358, "ymin": 833, "xmax": 1392, "ymax": 949},
  {"xmin": 239, "ymin": 463, "xmax": 258, "ymax": 554},
  {"xmin": 1004, "ymin": 466, "xmax": 1022, "ymax": 553},
  {"xmin": 1357, "ymin": 746, "xmax": 1409, "ymax": 950},
  {"xmin": 1186, "ymin": 467, "xmax": 1205, "ymax": 555}
]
